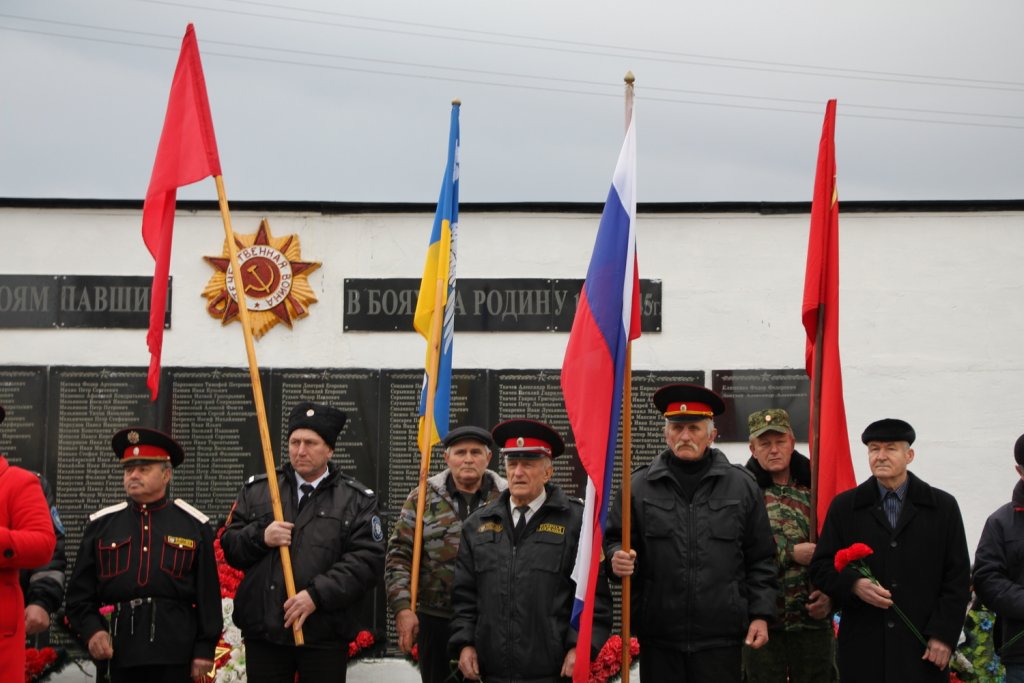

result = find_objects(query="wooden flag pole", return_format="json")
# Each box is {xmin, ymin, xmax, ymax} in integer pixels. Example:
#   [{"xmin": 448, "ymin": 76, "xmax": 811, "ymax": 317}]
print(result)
[
  {"xmin": 214, "ymin": 176, "xmax": 304, "ymax": 645},
  {"xmin": 410, "ymin": 276, "xmax": 445, "ymax": 611},
  {"xmin": 808, "ymin": 302, "xmax": 825, "ymax": 543},
  {"xmin": 620, "ymin": 71, "xmax": 635, "ymax": 683}
]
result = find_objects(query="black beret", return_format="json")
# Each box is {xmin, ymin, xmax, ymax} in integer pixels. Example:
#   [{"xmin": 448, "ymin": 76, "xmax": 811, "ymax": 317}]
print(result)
[
  {"xmin": 861, "ymin": 418, "xmax": 916, "ymax": 446},
  {"xmin": 288, "ymin": 401, "xmax": 347, "ymax": 450},
  {"xmin": 653, "ymin": 383, "xmax": 725, "ymax": 422},
  {"xmin": 1014, "ymin": 433, "xmax": 1024, "ymax": 466},
  {"xmin": 492, "ymin": 419, "xmax": 565, "ymax": 459},
  {"xmin": 443, "ymin": 425, "xmax": 495, "ymax": 450},
  {"xmin": 111, "ymin": 427, "xmax": 185, "ymax": 468}
]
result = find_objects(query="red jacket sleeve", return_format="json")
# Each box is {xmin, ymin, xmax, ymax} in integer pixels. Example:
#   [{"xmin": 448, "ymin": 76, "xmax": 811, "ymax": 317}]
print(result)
[{"xmin": 0, "ymin": 465, "xmax": 57, "ymax": 570}]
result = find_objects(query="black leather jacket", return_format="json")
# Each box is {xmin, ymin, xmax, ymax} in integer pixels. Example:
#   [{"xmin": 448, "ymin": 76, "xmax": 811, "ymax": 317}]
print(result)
[
  {"xmin": 450, "ymin": 484, "xmax": 612, "ymax": 682},
  {"xmin": 605, "ymin": 448, "xmax": 778, "ymax": 651},
  {"xmin": 221, "ymin": 463, "xmax": 385, "ymax": 647}
]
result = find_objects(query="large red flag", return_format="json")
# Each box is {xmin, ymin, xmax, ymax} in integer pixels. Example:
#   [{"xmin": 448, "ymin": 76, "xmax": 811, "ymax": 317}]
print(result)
[
  {"xmin": 142, "ymin": 23, "xmax": 221, "ymax": 400},
  {"xmin": 802, "ymin": 100, "xmax": 856, "ymax": 535}
]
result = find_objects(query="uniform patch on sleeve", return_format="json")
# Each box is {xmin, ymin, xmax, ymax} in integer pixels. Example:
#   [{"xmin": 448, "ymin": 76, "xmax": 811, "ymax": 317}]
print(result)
[
  {"xmin": 538, "ymin": 522, "xmax": 565, "ymax": 535},
  {"xmin": 371, "ymin": 515, "xmax": 384, "ymax": 542},
  {"xmin": 51, "ymin": 506, "xmax": 65, "ymax": 535},
  {"xmin": 478, "ymin": 521, "xmax": 503, "ymax": 533}
]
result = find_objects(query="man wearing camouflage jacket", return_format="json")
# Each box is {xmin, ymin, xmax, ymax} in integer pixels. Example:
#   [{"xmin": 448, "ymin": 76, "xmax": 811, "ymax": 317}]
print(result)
[
  {"xmin": 385, "ymin": 426, "xmax": 506, "ymax": 683},
  {"xmin": 743, "ymin": 409, "xmax": 834, "ymax": 683}
]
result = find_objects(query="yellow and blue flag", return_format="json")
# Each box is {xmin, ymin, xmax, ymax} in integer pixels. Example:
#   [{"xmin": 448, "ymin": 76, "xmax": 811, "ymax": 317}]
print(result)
[{"xmin": 414, "ymin": 102, "xmax": 460, "ymax": 448}]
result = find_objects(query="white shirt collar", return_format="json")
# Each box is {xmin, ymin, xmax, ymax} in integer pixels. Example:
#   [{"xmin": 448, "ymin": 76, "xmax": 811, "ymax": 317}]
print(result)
[
  {"xmin": 510, "ymin": 487, "xmax": 547, "ymax": 522},
  {"xmin": 296, "ymin": 468, "xmax": 329, "ymax": 492}
]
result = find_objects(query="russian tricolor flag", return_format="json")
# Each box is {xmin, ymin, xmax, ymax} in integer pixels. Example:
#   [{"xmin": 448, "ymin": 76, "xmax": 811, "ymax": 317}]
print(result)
[{"xmin": 561, "ymin": 107, "xmax": 640, "ymax": 682}]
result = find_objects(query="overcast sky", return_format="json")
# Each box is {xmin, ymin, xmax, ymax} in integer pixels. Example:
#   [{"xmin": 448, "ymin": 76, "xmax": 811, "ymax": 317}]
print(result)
[{"xmin": 2, "ymin": 0, "xmax": 1022, "ymax": 203}]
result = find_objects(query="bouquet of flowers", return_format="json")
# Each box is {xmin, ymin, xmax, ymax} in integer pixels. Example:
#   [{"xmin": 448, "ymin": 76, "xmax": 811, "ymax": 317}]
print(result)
[
  {"xmin": 834, "ymin": 542, "xmax": 926, "ymax": 646},
  {"xmin": 588, "ymin": 634, "xmax": 640, "ymax": 683}
]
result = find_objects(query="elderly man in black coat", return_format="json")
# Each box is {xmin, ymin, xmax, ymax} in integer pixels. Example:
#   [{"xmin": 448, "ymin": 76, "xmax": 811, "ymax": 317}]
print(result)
[{"xmin": 809, "ymin": 418, "xmax": 970, "ymax": 682}]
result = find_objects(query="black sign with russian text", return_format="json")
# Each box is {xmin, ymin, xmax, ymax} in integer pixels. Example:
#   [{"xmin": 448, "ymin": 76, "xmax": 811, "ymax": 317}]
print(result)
[
  {"xmin": 0, "ymin": 274, "xmax": 171, "ymax": 329},
  {"xmin": 711, "ymin": 368, "xmax": 811, "ymax": 442},
  {"xmin": 343, "ymin": 278, "xmax": 662, "ymax": 332}
]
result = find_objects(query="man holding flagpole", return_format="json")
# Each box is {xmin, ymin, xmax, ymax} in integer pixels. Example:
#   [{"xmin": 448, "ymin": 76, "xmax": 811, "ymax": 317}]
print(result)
[
  {"xmin": 605, "ymin": 384, "xmax": 777, "ymax": 682},
  {"xmin": 222, "ymin": 402, "xmax": 385, "ymax": 683}
]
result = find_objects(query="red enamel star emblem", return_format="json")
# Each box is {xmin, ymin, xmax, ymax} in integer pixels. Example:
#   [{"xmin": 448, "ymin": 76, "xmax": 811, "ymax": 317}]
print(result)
[{"xmin": 203, "ymin": 219, "xmax": 321, "ymax": 339}]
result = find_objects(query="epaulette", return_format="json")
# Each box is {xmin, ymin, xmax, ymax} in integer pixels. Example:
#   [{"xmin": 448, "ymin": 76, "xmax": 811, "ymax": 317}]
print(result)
[
  {"xmin": 342, "ymin": 475, "xmax": 375, "ymax": 498},
  {"xmin": 89, "ymin": 501, "xmax": 128, "ymax": 522},
  {"xmin": 174, "ymin": 498, "xmax": 210, "ymax": 524},
  {"xmin": 568, "ymin": 496, "xmax": 585, "ymax": 506},
  {"xmin": 245, "ymin": 473, "xmax": 269, "ymax": 486}
]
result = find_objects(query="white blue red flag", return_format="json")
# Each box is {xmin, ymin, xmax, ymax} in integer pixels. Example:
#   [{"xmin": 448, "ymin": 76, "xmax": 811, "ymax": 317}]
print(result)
[
  {"xmin": 414, "ymin": 103, "xmax": 460, "ymax": 448},
  {"xmin": 562, "ymin": 108, "xmax": 640, "ymax": 682}
]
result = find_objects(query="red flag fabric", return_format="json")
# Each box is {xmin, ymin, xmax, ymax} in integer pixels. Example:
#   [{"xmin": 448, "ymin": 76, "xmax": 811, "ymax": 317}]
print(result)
[
  {"xmin": 142, "ymin": 23, "xmax": 221, "ymax": 400},
  {"xmin": 801, "ymin": 100, "xmax": 856, "ymax": 534}
]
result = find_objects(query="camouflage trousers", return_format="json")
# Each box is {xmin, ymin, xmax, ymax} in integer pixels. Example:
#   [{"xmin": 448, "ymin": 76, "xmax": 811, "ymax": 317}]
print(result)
[{"xmin": 742, "ymin": 626, "xmax": 836, "ymax": 683}]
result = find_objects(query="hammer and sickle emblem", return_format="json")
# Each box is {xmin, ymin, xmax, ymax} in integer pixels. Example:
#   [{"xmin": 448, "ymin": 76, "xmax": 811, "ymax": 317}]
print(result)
[{"xmin": 244, "ymin": 263, "xmax": 274, "ymax": 294}]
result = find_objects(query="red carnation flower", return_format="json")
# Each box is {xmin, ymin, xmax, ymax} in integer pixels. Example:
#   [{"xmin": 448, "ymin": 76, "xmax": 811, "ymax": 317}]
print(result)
[{"xmin": 834, "ymin": 541, "xmax": 873, "ymax": 572}]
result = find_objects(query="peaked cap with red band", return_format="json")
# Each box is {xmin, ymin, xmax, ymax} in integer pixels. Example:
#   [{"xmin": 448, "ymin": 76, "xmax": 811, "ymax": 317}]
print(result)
[
  {"xmin": 111, "ymin": 427, "xmax": 185, "ymax": 468},
  {"xmin": 653, "ymin": 383, "xmax": 725, "ymax": 422},
  {"xmin": 492, "ymin": 419, "xmax": 565, "ymax": 459}
]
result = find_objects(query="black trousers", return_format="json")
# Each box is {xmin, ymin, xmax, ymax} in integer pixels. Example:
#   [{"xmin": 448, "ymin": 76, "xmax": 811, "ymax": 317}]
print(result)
[
  {"xmin": 417, "ymin": 613, "xmax": 462, "ymax": 683},
  {"xmin": 638, "ymin": 641, "xmax": 741, "ymax": 683},
  {"xmin": 245, "ymin": 638, "xmax": 349, "ymax": 683}
]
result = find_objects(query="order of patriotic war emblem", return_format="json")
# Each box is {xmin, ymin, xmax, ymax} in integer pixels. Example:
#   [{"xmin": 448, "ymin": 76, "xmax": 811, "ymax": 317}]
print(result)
[{"xmin": 203, "ymin": 218, "xmax": 322, "ymax": 339}]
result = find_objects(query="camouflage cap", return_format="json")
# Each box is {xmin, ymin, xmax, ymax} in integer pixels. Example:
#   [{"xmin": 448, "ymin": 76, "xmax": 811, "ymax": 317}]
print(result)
[{"xmin": 748, "ymin": 408, "xmax": 792, "ymax": 439}]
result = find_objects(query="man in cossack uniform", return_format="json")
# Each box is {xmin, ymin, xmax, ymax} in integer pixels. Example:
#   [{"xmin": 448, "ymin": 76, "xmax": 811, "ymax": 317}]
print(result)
[{"xmin": 66, "ymin": 428, "xmax": 222, "ymax": 683}]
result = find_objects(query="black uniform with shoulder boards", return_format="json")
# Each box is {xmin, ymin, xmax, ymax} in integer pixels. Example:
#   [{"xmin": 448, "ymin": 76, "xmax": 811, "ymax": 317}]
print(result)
[{"xmin": 65, "ymin": 427, "xmax": 222, "ymax": 683}]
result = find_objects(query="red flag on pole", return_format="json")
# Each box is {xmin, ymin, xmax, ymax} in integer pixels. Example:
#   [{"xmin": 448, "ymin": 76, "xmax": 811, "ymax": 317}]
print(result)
[
  {"xmin": 802, "ymin": 100, "xmax": 856, "ymax": 535},
  {"xmin": 142, "ymin": 23, "xmax": 221, "ymax": 400}
]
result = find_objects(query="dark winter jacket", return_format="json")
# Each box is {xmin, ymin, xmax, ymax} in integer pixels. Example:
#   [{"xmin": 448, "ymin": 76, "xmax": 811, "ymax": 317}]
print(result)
[
  {"xmin": 449, "ymin": 484, "xmax": 612, "ymax": 683},
  {"xmin": 604, "ymin": 448, "xmax": 778, "ymax": 651},
  {"xmin": 221, "ymin": 463, "xmax": 385, "ymax": 648},
  {"xmin": 974, "ymin": 479, "xmax": 1024, "ymax": 664}
]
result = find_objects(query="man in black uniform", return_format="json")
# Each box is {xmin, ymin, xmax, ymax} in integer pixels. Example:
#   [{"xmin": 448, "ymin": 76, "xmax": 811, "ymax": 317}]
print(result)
[
  {"xmin": 449, "ymin": 419, "xmax": 612, "ymax": 682},
  {"xmin": 605, "ymin": 383, "xmax": 778, "ymax": 683},
  {"xmin": 66, "ymin": 427, "xmax": 221, "ymax": 683},
  {"xmin": 221, "ymin": 401, "xmax": 385, "ymax": 683}
]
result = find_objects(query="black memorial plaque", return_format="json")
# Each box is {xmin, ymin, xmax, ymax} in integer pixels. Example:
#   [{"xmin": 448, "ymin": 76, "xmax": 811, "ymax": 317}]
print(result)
[
  {"xmin": 0, "ymin": 366, "xmax": 48, "ymax": 474},
  {"xmin": 164, "ymin": 367, "xmax": 268, "ymax": 525},
  {"xmin": 47, "ymin": 367, "xmax": 158, "ymax": 573},
  {"xmin": 270, "ymin": 369, "xmax": 381, "ymax": 492},
  {"xmin": 380, "ymin": 369, "xmax": 492, "ymax": 528},
  {"xmin": 712, "ymin": 369, "xmax": 810, "ymax": 443},
  {"xmin": 489, "ymin": 369, "xmax": 584, "ymax": 498},
  {"xmin": 0, "ymin": 275, "xmax": 171, "ymax": 329},
  {"xmin": 344, "ymin": 278, "xmax": 662, "ymax": 333}
]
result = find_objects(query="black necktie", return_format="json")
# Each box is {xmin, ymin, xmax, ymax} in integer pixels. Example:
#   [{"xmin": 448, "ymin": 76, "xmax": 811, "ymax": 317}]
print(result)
[
  {"xmin": 513, "ymin": 505, "xmax": 530, "ymax": 544},
  {"xmin": 297, "ymin": 483, "xmax": 315, "ymax": 512}
]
